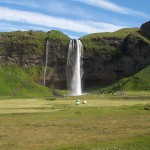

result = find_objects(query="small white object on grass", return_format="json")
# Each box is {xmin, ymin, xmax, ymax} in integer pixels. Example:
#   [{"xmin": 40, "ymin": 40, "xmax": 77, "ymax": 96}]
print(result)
[
  {"xmin": 83, "ymin": 100, "xmax": 87, "ymax": 104},
  {"xmin": 76, "ymin": 99, "xmax": 80, "ymax": 105}
]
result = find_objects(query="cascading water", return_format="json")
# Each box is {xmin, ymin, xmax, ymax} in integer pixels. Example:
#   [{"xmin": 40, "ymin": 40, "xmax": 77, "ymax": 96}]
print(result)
[
  {"xmin": 43, "ymin": 40, "xmax": 49, "ymax": 85},
  {"xmin": 67, "ymin": 39, "xmax": 83, "ymax": 96}
]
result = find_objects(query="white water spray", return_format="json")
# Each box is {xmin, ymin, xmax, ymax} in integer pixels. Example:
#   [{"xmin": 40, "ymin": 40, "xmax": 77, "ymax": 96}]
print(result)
[
  {"xmin": 67, "ymin": 39, "xmax": 83, "ymax": 96},
  {"xmin": 43, "ymin": 40, "xmax": 49, "ymax": 85}
]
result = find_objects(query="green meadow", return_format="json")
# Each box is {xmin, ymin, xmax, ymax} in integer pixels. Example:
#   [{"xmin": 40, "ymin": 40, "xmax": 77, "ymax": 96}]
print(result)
[{"xmin": 0, "ymin": 93, "xmax": 150, "ymax": 150}]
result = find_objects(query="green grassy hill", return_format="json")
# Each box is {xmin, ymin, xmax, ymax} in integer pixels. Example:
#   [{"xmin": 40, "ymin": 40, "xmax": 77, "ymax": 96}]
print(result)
[
  {"xmin": 0, "ymin": 30, "xmax": 47, "ymax": 55},
  {"xmin": 0, "ymin": 30, "xmax": 70, "ymax": 56},
  {"xmin": 102, "ymin": 65, "xmax": 150, "ymax": 92},
  {"xmin": 81, "ymin": 28, "xmax": 139, "ymax": 39},
  {"xmin": 47, "ymin": 30, "xmax": 70, "ymax": 40},
  {"xmin": 0, "ymin": 64, "xmax": 52, "ymax": 98},
  {"xmin": 47, "ymin": 30, "xmax": 70, "ymax": 49},
  {"xmin": 80, "ymin": 28, "xmax": 140, "ymax": 56}
]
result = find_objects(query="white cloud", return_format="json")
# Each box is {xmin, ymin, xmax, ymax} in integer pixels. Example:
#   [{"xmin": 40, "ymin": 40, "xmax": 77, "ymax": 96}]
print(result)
[
  {"xmin": 0, "ymin": 22, "xmax": 50, "ymax": 31},
  {"xmin": 0, "ymin": 7, "xmax": 125, "ymax": 34},
  {"xmin": 74, "ymin": 0, "xmax": 149, "ymax": 18},
  {"xmin": 0, "ymin": 0, "xmax": 38, "ymax": 7},
  {"xmin": 43, "ymin": 1, "xmax": 92, "ymax": 19},
  {"xmin": 0, "ymin": 0, "xmax": 92, "ymax": 19}
]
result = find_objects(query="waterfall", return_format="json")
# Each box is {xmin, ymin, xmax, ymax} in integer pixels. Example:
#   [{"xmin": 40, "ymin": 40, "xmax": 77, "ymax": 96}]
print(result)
[
  {"xmin": 67, "ymin": 39, "xmax": 83, "ymax": 96},
  {"xmin": 43, "ymin": 40, "xmax": 49, "ymax": 85}
]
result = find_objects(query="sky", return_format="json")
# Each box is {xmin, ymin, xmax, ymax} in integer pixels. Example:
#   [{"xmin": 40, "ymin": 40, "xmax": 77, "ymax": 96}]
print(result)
[{"xmin": 0, "ymin": 0, "xmax": 149, "ymax": 38}]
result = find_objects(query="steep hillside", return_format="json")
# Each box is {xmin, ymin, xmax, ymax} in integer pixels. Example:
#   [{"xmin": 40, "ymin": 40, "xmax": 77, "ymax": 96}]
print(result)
[
  {"xmin": 102, "ymin": 64, "xmax": 150, "ymax": 92},
  {"xmin": 0, "ymin": 64, "xmax": 52, "ymax": 98}
]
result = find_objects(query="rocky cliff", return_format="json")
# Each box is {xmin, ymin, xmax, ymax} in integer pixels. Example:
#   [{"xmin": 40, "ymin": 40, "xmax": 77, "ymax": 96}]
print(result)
[
  {"xmin": 0, "ymin": 21, "xmax": 150, "ymax": 89},
  {"xmin": 0, "ymin": 30, "xmax": 70, "ymax": 88},
  {"xmin": 81, "ymin": 21, "xmax": 150, "ymax": 88}
]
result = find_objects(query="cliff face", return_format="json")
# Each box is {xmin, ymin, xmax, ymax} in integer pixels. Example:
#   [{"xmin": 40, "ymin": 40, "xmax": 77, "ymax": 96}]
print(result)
[
  {"xmin": 0, "ymin": 21, "xmax": 150, "ymax": 89},
  {"xmin": 81, "ymin": 22, "xmax": 150, "ymax": 87},
  {"xmin": 0, "ymin": 30, "xmax": 70, "ymax": 88}
]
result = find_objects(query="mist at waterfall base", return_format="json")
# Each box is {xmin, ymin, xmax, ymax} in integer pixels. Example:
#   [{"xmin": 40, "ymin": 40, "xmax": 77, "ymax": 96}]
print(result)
[{"xmin": 67, "ymin": 39, "xmax": 83, "ymax": 96}]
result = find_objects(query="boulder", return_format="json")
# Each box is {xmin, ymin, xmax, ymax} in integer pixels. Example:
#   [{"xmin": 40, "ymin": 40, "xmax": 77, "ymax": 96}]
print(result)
[{"xmin": 140, "ymin": 21, "xmax": 150, "ymax": 37}]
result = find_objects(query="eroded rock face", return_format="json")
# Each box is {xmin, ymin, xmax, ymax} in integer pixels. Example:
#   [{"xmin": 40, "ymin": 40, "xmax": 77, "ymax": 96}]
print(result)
[
  {"xmin": 82, "ymin": 31, "xmax": 150, "ymax": 88},
  {"xmin": 45, "ymin": 40, "xmax": 68, "ymax": 88},
  {"xmin": 82, "ymin": 37, "xmax": 123, "ymax": 87},
  {"xmin": 140, "ymin": 21, "xmax": 150, "ymax": 37}
]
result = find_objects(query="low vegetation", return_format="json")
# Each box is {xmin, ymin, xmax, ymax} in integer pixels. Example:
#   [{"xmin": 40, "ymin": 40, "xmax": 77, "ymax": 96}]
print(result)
[
  {"xmin": 0, "ymin": 93, "xmax": 150, "ymax": 150},
  {"xmin": 47, "ymin": 30, "xmax": 70, "ymax": 46},
  {"xmin": 0, "ymin": 64, "xmax": 52, "ymax": 98},
  {"xmin": 80, "ymin": 27, "xmax": 150, "ymax": 57},
  {"xmin": 81, "ymin": 28, "xmax": 139, "ymax": 39},
  {"xmin": 0, "ymin": 30, "xmax": 70, "ymax": 56}
]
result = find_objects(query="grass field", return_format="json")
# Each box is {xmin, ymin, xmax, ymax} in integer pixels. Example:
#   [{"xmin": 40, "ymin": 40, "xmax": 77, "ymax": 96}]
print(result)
[{"xmin": 0, "ymin": 92, "xmax": 150, "ymax": 150}]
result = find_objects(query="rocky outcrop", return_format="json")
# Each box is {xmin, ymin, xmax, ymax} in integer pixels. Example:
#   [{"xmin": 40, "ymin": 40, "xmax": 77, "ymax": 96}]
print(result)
[{"xmin": 140, "ymin": 21, "xmax": 150, "ymax": 37}]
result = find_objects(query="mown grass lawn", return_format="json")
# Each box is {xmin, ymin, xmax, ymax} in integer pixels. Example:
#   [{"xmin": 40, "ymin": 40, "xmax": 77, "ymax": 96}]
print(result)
[{"xmin": 0, "ymin": 92, "xmax": 150, "ymax": 150}]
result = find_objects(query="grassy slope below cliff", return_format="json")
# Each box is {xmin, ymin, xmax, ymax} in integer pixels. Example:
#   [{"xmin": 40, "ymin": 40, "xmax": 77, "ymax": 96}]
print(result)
[
  {"xmin": 102, "ymin": 64, "xmax": 150, "ymax": 92},
  {"xmin": 0, "ymin": 64, "xmax": 52, "ymax": 98}
]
